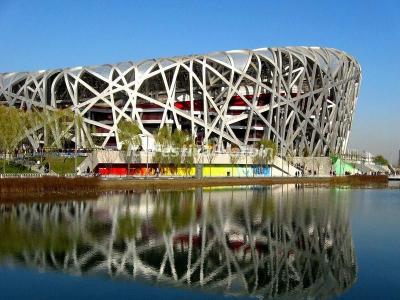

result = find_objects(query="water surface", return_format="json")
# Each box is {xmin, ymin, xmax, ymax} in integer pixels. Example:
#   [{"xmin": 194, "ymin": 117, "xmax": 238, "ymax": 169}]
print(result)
[{"xmin": 0, "ymin": 184, "xmax": 399, "ymax": 299}]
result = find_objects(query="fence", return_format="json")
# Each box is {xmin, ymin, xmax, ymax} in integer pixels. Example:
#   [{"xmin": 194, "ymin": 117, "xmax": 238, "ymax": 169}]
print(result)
[{"xmin": 0, "ymin": 173, "xmax": 77, "ymax": 179}]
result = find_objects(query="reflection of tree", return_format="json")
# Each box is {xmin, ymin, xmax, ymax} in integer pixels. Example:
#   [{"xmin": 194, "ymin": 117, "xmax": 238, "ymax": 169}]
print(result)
[
  {"xmin": 0, "ymin": 208, "xmax": 78, "ymax": 256},
  {"xmin": 151, "ymin": 191, "xmax": 195, "ymax": 234},
  {"xmin": 0, "ymin": 187, "xmax": 356, "ymax": 299},
  {"xmin": 118, "ymin": 214, "xmax": 141, "ymax": 239}
]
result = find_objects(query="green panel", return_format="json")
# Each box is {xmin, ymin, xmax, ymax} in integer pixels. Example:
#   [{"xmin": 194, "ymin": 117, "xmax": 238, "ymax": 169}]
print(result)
[{"xmin": 333, "ymin": 158, "xmax": 357, "ymax": 175}]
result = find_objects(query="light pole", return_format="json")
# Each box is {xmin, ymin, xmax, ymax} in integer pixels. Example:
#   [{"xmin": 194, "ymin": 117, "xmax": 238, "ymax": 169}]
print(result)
[
  {"xmin": 74, "ymin": 109, "xmax": 78, "ymax": 177},
  {"xmin": 269, "ymin": 147, "xmax": 272, "ymax": 177},
  {"xmin": 146, "ymin": 135, "xmax": 149, "ymax": 178},
  {"xmin": 281, "ymin": 144, "xmax": 284, "ymax": 177},
  {"xmin": 245, "ymin": 144, "xmax": 248, "ymax": 178},
  {"xmin": 312, "ymin": 156, "xmax": 315, "ymax": 177},
  {"xmin": 279, "ymin": 108, "xmax": 284, "ymax": 177}
]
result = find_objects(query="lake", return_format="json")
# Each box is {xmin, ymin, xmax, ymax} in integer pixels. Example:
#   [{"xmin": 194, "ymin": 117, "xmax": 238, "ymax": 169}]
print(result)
[{"xmin": 1, "ymin": 183, "xmax": 399, "ymax": 299}]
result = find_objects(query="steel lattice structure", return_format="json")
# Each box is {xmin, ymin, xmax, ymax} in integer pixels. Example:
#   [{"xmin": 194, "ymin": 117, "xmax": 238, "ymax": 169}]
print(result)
[
  {"xmin": 0, "ymin": 47, "xmax": 361, "ymax": 156},
  {"xmin": 0, "ymin": 187, "xmax": 356, "ymax": 298}
]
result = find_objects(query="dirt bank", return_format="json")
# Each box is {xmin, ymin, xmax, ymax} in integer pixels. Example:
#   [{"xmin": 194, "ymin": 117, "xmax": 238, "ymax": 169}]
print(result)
[{"xmin": 0, "ymin": 175, "xmax": 388, "ymax": 203}]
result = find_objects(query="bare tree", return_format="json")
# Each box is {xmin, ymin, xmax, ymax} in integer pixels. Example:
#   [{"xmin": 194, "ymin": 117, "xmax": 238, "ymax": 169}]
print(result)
[
  {"xmin": 229, "ymin": 147, "xmax": 241, "ymax": 177},
  {"xmin": 205, "ymin": 141, "xmax": 217, "ymax": 177}
]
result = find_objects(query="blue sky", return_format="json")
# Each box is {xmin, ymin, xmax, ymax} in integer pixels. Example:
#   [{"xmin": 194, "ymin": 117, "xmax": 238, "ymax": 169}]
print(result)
[{"xmin": 0, "ymin": 0, "xmax": 399, "ymax": 162}]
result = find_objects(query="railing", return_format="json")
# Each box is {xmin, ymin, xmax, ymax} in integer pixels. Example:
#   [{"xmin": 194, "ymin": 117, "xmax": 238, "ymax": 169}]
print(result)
[
  {"xmin": 0, "ymin": 173, "xmax": 45, "ymax": 179},
  {"xmin": 0, "ymin": 173, "xmax": 79, "ymax": 179}
]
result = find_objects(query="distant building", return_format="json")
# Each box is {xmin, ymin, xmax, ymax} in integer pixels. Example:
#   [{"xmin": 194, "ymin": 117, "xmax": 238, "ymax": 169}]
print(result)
[
  {"xmin": 364, "ymin": 152, "xmax": 374, "ymax": 164},
  {"xmin": 398, "ymin": 149, "xmax": 400, "ymax": 166}
]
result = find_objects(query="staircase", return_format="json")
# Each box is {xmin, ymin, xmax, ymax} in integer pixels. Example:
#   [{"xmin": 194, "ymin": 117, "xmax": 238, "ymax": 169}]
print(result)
[{"xmin": 271, "ymin": 156, "xmax": 302, "ymax": 177}]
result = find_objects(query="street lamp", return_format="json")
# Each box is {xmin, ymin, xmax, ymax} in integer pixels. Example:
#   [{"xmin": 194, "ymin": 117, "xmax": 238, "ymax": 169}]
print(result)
[
  {"xmin": 146, "ymin": 135, "xmax": 149, "ymax": 178},
  {"xmin": 74, "ymin": 109, "xmax": 78, "ymax": 177},
  {"xmin": 245, "ymin": 144, "xmax": 248, "ymax": 178},
  {"xmin": 279, "ymin": 108, "xmax": 285, "ymax": 177},
  {"xmin": 281, "ymin": 143, "xmax": 284, "ymax": 177}
]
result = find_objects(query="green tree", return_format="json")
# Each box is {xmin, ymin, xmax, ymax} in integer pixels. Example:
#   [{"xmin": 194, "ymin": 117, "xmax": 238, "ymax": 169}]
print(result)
[
  {"xmin": 182, "ymin": 143, "xmax": 196, "ymax": 177},
  {"xmin": 153, "ymin": 126, "xmax": 194, "ymax": 176},
  {"xmin": 0, "ymin": 106, "xmax": 28, "ymax": 174},
  {"xmin": 25, "ymin": 109, "xmax": 46, "ymax": 150},
  {"xmin": 73, "ymin": 112, "xmax": 85, "ymax": 175},
  {"xmin": 153, "ymin": 126, "xmax": 173, "ymax": 174},
  {"xmin": 118, "ymin": 119, "xmax": 142, "ymax": 175},
  {"xmin": 374, "ymin": 154, "xmax": 389, "ymax": 166},
  {"xmin": 0, "ymin": 106, "xmax": 77, "ymax": 174},
  {"xmin": 257, "ymin": 139, "xmax": 277, "ymax": 157},
  {"xmin": 32, "ymin": 108, "xmax": 74, "ymax": 172},
  {"xmin": 253, "ymin": 139, "xmax": 277, "ymax": 176},
  {"xmin": 40, "ymin": 108, "xmax": 74, "ymax": 150},
  {"xmin": 170, "ymin": 129, "xmax": 194, "ymax": 175}
]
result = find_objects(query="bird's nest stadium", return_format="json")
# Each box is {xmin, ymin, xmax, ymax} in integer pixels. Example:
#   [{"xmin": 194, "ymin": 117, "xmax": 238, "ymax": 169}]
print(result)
[{"xmin": 0, "ymin": 46, "xmax": 361, "ymax": 156}]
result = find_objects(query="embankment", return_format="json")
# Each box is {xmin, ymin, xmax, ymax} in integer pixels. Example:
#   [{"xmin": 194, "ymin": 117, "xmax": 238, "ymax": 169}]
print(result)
[
  {"xmin": 100, "ymin": 175, "xmax": 388, "ymax": 190},
  {"xmin": 0, "ymin": 175, "xmax": 388, "ymax": 203},
  {"xmin": 0, "ymin": 177, "xmax": 100, "ymax": 202}
]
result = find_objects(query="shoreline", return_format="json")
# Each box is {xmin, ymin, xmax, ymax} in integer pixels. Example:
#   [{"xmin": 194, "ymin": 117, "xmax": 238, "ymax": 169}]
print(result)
[
  {"xmin": 0, "ymin": 175, "xmax": 389, "ymax": 203},
  {"xmin": 99, "ymin": 175, "xmax": 388, "ymax": 190}
]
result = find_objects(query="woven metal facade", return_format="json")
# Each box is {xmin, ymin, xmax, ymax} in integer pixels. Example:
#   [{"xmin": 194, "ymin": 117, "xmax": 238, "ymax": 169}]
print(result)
[{"xmin": 0, "ymin": 47, "xmax": 361, "ymax": 156}]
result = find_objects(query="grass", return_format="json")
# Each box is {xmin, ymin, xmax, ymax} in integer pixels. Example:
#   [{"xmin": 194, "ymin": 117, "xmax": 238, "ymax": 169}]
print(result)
[
  {"xmin": 0, "ymin": 156, "xmax": 85, "ymax": 175},
  {"xmin": 0, "ymin": 174, "xmax": 388, "ymax": 203},
  {"xmin": 0, "ymin": 177, "xmax": 100, "ymax": 201},
  {"xmin": 42, "ymin": 156, "xmax": 85, "ymax": 174},
  {"xmin": 0, "ymin": 176, "xmax": 100, "ymax": 193},
  {"xmin": 0, "ymin": 160, "xmax": 35, "ymax": 174}
]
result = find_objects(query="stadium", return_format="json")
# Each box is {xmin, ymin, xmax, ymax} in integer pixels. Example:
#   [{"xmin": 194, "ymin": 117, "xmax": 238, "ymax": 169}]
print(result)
[{"xmin": 0, "ymin": 46, "xmax": 361, "ymax": 157}]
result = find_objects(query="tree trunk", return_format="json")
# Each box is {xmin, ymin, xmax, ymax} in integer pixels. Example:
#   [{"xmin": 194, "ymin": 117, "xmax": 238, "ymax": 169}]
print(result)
[{"xmin": 127, "ymin": 150, "xmax": 131, "ymax": 176}]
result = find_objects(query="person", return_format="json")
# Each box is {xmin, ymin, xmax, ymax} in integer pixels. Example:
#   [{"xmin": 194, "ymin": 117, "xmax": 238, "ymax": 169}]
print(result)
[
  {"xmin": 44, "ymin": 162, "xmax": 49, "ymax": 173},
  {"xmin": 156, "ymin": 167, "xmax": 160, "ymax": 177},
  {"xmin": 87, "ymin": 166, "xmax": 91, "ymax": 175}
]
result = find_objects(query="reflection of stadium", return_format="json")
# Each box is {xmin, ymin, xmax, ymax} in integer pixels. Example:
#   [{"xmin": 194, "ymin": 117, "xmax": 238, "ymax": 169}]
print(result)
[
  {"xmin": 0, "ymin": 187, "xmax": 356, "ymax": 298},
  {"xmin": 0, "ymin": 47, "xmax": 361, "ymax": 155}
]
